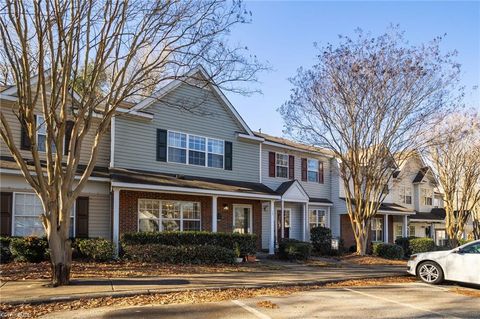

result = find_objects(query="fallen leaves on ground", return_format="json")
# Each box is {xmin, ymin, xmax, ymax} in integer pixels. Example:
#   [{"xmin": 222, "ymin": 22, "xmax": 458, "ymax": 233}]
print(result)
[
  {"xmin": 256, "ymin": 300, "xmax": 279, "ymax": 309},
  {"xmin": 0, "ymin": 276, "xmax": 414, "ymax": 318},
  {"xmin": 305, "ymin": 260, "xmax": 342, "ymax": 268},
  {"xmin": 0, "ymin": 261, "xmax": 267, "ymax": 281},
  {"xmin": 340, "ymin": 254, "xmax": 407, "ymax": 266},
  {"xmin": 450, "ymin": 287, "xmax": 480, "ymax": 298}
]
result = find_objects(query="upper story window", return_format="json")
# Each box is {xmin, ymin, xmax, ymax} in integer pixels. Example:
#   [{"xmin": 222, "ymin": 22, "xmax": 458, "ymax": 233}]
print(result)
[
  {"xmin": 166, "ymin": 130, "xmax": 224, "ymax": 168},
  {"xmin": 422, "ymin": 188, "xmax": 433, "ymax": 206},
  {"xmin": 37, "ymin": 115, "xmax": 56, "ymax": 153},
  {"xmin": 399, "ymin": 186, "xmax": 412, "ymax": 205},
  {"xmin": 307, "ymin": 159, "xmax": 319, "ymax": 182},
  {"xmin": 276, "ymin": 153, "xmax": 289, "ymax": 178}
]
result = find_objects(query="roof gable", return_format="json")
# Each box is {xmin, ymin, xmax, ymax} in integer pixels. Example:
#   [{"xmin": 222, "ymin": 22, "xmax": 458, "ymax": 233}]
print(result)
[{"xmin": 276, "ymin": 180, "xmax": 309, "ymax": 202}]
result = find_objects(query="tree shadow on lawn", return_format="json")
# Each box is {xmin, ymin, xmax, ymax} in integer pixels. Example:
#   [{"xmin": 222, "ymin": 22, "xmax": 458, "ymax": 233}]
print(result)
[{"xmin": 66, "ymin": 278, "xmax": 191, "ymax": 286}]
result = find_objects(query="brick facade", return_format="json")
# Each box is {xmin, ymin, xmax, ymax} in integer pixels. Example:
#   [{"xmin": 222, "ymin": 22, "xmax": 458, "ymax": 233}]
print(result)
[
  {"xmin": 340, "ymin": 214, "xmax": 396, "ymax": 250},
  {"xmin": 118, "ymin": 190, "xmax": 263, "ymax": 249}
]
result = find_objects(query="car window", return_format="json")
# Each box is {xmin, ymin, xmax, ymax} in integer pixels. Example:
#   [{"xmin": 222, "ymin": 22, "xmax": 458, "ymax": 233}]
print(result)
[{"xmin": 461, "ymin": 242, "xmax": 480, "ymax": 254}]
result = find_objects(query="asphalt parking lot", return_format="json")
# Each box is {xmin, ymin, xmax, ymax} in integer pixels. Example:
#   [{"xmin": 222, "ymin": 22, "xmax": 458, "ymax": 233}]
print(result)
[{"xmin": 45, "ymin": 283, "xmax": 480, "ymax": 319}]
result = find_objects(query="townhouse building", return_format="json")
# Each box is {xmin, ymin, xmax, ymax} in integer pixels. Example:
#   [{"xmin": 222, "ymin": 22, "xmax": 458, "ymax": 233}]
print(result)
[{"xmin": 0, "ymin": 67, "xmax": 461, "ymax": 254}]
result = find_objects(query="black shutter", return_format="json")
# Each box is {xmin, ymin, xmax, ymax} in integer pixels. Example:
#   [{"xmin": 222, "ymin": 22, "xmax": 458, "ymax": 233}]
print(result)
[
  {"xmin": 0, "ymin": 192, "xmax": 12, "ymax": 236},
  {"xmin": 268, "ymin": 152, "xmax": 276, "ymax": 177},
  {"xmin": 20, "ymin": 115, "xmax": 36, "ymax": 150},
  {"xmin": 156, "ymin": 129, "xmax": 167, "ymax": 162},
  {"xmin": 224, "ymin": 141, "xmax": 232, "ymax": 170},
  {"xmin": 301, "ymin": 158, "xmax": 307, "ymax": 181},
  {"xmin": 64, "ymin": 120, "xmax": 75, "ymax": 155},
  {"xmin": 288, "ymin": 155, "xmax": 295, "ymax": 179},
  {"xmin": 75, "ymin": 197, "xmax": 89, "ymax": 238}
]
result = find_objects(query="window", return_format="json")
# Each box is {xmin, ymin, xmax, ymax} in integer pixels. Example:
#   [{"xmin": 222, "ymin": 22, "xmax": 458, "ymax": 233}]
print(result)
[
  {"xmin": 309, "ymin": 209, "xmax": 327, "ymax": 229},
  {"xmin": 276, "ymin": 153, "xmax": 289, "ymax": 178},
  {"xmin": 461, "ymin": 242, "xmax": 480, "ymax": 254},
  {"xmin": 422, "ymin": 188, "xmax": 433, "ymax": 206},
  {"xmin": 13, "ymin": 193, "xmax": 74, "ymax": 237},
  {"xmin": 208, "ymin": 138, "xmax": 224, "ymax": 168},
  {"xmin": 168, "ymin": 131, "xmax": 187, "ymax": 163},
  {"xmin": 36, "ymin": 115, "xmax": 56, "ymax": 153},
  {"xmin": 138, "ymin": 199, "xmax": 200, "ymax": 232},
  {"xmin": 395, "ymin": 224, "xmax": 403, "ymax": 240},
  {"xmin": 399, "ymin": 186, "xmax": 412, "ymax": 205},
  {"xmin": 167, "ymin": 131, "xmax": 225, "ymax": 168},
  {"xmin": 307, "ymin": 159, "xmax": 319, "ymax": 182},
  {"xmin": 233, "ymin": 205, "xmax": 252, "ymax": 234},
  {"xmin": 371, "ymin": 217, "xmax": 383, "ymax": 242},
  {"xmin": 408, "ymin": 225, "xmax": 416, "ymax": 237},
  {"xmin": 188, "ymin": 135, "xmax": 206, "ymax": 166}
]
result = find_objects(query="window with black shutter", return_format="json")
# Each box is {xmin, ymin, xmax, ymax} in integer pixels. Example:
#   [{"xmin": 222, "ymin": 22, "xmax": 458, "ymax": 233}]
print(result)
[
  {"xmin": 156, "ymin": 129, "xmax": 167, "ymax": 162},
  {"xmin": 224, "ymin": 141, "xmax": 232, "ymax": 170}
]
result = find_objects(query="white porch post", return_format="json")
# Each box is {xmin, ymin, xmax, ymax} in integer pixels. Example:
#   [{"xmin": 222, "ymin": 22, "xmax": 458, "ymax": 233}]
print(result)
[
  {"xmin": 269, "ymin": 200, "xmax": 275, "ymax": 254},
  {"xmin": 112, "ymin": 188, "xmax": 120, "ymax": 256},
  {"xmin": 402, "ymin": 215, "xmax": 408, "ymax": 237},
  {"xmin": 281, "ymin": 200, "xmax": 285, "ymax": 239},
  {"xmin": 384, "ymin": 214, "xmax": 389, "ymax": 243},
  {"xmin": 302, "ymin": 203, "xmax": 306, "ymax": 241},
  {"xmin": 431, "ymin": 222, "xmax": 436, "ymax": 242},
  {"xmin": 211, "ymin": 196, "xmax": 218, "ymax": 232}
]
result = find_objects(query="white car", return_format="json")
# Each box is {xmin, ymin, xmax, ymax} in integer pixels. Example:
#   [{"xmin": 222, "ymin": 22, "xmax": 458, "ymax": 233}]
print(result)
[{"xmin": 407, "ymin": 239, "xmax": 480, "ymax": 285}]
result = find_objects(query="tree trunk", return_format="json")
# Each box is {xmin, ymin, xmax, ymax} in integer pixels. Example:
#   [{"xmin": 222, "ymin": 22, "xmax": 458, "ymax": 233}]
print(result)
[
  {"xmin": 473, "ymin": 220, "xmax": 480, "ymax": 240},
  {"xmin": 48, "ymin": 232, "xmax": 72, "ymax": 287}
]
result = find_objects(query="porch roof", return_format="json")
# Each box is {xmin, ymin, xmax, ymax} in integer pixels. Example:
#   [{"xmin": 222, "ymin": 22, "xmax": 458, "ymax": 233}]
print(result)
[
  {"xmin": 410, "ymin": 208, "xmax": 446, "ymax": 221},
  {"xmin": 309, "ymin": 197, "xmax": 333, "ymax": 204},
  {"xmin": 341, "ymin": 198, "xmax": 414, "ymax": 215},
  {"xmin": 110, "ymin": 167, "xmax": 279, "ymax": 199}
]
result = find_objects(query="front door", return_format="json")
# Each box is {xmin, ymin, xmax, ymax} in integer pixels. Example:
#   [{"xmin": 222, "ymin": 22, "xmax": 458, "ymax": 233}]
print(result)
[
  {"xmin": 435, "ymin": 229, "xmax": 446, "ymax": 246},
  {"xmin": 276, "ymin": 209, "xmax": 290, "ymax": 242},
  {"xmin": 233, "ymin": 205, "xmax": 252, "ymax": 234}
]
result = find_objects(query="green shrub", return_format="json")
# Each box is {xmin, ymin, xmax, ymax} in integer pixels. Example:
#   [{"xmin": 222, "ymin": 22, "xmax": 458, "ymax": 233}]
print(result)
[
  {"xmin": 121, "ymin": 231, "xmax": 256, "ymax": 256},
  {"xmin": 278, "ymin": 239, "xmax": 312, "ymax": 261},
  {"xmin": 74, "ymin": 238, "xmax": 115, "ymax": 261},
  {"xmin": 0, "ymin": 236, "xmax": 12, "ymax": 263},
  {"xmin": 395, "ymin": 237, "xmax": 417, "ymax": 257},
  {"xmin": 310, "ymin": 226, "xmax": 332, "ymax": 255},
  {"xmin": 10, "ymin": 236, "xmax": 48, "ymax": 263},
  {"xmin": 372, "ymin": 243, "xmax": 404, "ymax": 259},
  {"xmin": 458, "ymin": 238, "xmax": 472, "ymax": 246},
  {"xmin": 409, "ymin": 238, "xmax": 435, "ymax": 254},
  {"xmin": 123, "ymin": 244, "xmax": 235, "ymax": 264}
]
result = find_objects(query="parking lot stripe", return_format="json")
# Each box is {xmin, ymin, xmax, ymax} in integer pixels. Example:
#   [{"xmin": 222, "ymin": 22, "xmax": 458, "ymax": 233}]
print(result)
[
  {"xmin": 342, "ymin": 287, "xmax": 461, "ymax": 319},
  {"xmin": 231, "ymin": 300, "xmax": 272, "ymax": 319}
]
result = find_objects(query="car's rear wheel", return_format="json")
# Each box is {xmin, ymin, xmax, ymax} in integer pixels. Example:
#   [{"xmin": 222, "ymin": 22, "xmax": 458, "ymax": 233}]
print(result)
[{"xmin": 417, "ymin": 261, "xmax": 444, "ymax": 284}]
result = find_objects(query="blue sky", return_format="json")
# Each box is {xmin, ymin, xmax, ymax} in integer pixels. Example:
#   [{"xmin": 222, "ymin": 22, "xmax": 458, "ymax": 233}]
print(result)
[{"xmin": 225, "ymin": 1, "xmax": 480, "ymax": 136}]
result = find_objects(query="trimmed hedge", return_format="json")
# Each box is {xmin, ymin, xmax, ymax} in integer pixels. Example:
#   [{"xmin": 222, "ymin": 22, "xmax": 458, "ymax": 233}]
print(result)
[
  {"xmin": 0, "ymin": 236, "xmax": 12, "ymax": 263},
  {"xmin": 409, "ymin": 237, "xmax": 435, "ymax": 254},
  {"xmin": 123, "ymin": 244, "xmax": 235, "ymax": 264},
  {"xmin": 278, "ymin": 239, "xmax": 312, "ymax": 261},
  {"xmin": 394, "ymin": 237, "xmax": 416, "ymax": 257},
  {"xmin": 121, "ymin": 231, "xmax": 257, "ymax": 256},
  {"xmin": 310, "ymin": 226, "xmax": 332, "ymax": 255},
  {"xmin": 10, "ymin": 236, "xmax": 49, "ymax": 263},
  {"xmin": 74, "ymin": 238, "xmax": 115, "ymax": 261},
  {"xmin": 372, "ymin": 243, "xmax": 404, "ymax": 259}
]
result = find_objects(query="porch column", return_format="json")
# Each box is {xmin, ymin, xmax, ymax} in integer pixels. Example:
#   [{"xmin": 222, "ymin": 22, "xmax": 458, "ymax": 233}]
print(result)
[
  {"xmin": 281, "ymin": 200, "xmax": 285, "ymax": 239},
  {"xmin": 302, "ymin": 203, "xmax": 306, "ymax": 241},
  {"xmin": 431, "ymin": 222, "xmax": 436, "ymax": 242},
  {"xmin": 112, "ymin": 188, "xmax": 120, "ymax": 256},
  {"xmin": 384, "ymin": 214, "xmax": 389, "ymax": 243},
  {"xmin": 211, "ymin": 196, "xmax": 218, "ymax": 232},
  {"xmin": 269, "ymin": 200, "xmax": 275, "ymax": 254},
  {"xmin": 402, "ymin": 215, "xmax": 408, "ymax": 237}
]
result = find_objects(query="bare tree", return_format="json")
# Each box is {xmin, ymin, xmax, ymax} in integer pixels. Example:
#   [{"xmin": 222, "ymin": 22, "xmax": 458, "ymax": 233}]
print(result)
[
  {"xmin": 0, "ymin": 0, "xmax": 263, "ymax": 286},
  {"xmin": 280, "ymin": 28, "xmax": 461, "ymax": 255},
  {"xmin": 473, "ymin": 199, "xmax": 480, "ymax": 240},
  {"xmin": 427, "ymin": 111, "xmax": 480, "ymax": 246}
]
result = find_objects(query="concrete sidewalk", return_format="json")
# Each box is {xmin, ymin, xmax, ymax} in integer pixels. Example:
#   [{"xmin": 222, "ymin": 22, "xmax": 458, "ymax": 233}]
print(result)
[{"xmin": 0, "ymin": 263, "xmax": 406, "ymax": 305}]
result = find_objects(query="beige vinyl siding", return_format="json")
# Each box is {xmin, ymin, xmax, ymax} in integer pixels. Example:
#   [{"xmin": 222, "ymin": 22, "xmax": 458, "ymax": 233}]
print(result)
[
  {"xmin": 113, "ymin": 82, "xmax": 260, "ymax": 182},
  {"xmin": 261, "ymin": 144, "xmax": 331, "ymax": 198},
  {"xmin": 0, "ymin": 100, "xmax": 110, "ymax": 167}
]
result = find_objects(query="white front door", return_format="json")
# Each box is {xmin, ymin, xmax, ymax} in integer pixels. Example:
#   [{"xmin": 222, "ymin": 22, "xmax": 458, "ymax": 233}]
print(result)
[
  {"xmin": 445, "ymin": 242, "xmax": 480, "ymax": 284},
  {"xmin": 233, "ymin": 205, "xmax": 252, "ymax": 234}
]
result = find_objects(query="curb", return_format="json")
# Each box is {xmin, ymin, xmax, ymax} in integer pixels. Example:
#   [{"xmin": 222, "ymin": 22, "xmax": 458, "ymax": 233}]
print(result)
[{"xmin": 1, "ymin": 273, "xmax": 407, "ymax": 306}]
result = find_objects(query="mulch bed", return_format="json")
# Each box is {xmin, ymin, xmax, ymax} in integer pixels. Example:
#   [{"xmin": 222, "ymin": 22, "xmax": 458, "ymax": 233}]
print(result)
[
  {"xmin": 340, "ymin": 254, "xmax": 407, "ymax": 266},
  {"xmin": 0, "ymin": 261, "xmax": 261, "ymax": 281},
  {"xmin": 0, "ymin": 276, "xmax": 417, "ymax": 318}
]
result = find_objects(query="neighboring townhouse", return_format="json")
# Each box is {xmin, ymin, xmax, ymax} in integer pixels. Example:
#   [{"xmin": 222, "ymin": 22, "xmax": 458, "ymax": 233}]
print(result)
[
  {"xmin": 254, "ymin": 132, "xmax": 335, "ymax": 250},
  {"xmin": 0, "ymin": 85, "xmax": 112, "ymax": 239}
]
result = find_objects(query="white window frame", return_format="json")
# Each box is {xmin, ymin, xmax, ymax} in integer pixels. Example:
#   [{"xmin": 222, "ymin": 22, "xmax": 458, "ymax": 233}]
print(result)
[
  {"xmin": 137, "ymin": 199, "xmax": 201, "ymax": 232},
  {"xmin": 309, "ymin": 208, "xmax": 328, "ymax": 229},
  {"xmin": 394, "ymin": 223, "xmax": 403, "ymax": 240},
  {"xmin": 307, "ymin": 158, "xmax": 319, "ymax": 183},
  {"xmin": 166, "ymin": 130, "xmax": 224, "ymax": 169},
  {"xmin": 232, "ymin": 204, "xmax": 253, "ymax": 234},
  {"xmin": 371, "ymin": 217, "xmax": 383, "ymax": 242},
  {"xmin": 399, "ymin": 186, "xmax": 412, "ymax": 205},
  {"xmin": 188, "ymin": 134, "xmax": 207, "ymax": 166},
  {"xmin": 408, "ymin": 225, "xmax": 416, "ymax": 237},
  {"xmin": 422, "ymin": 188, "xmax": 433, "ymax": 206},
  {"xmin": 276, "ymin": 208, "xmax": 292, "ymax": 229},
  {"xmin": 12, "ymin": 192, "xmax": 75, "ymax": 237},
  {"xmin": 275, "ymin": 153, "xmax": 289, "ymax": 178},
  {"xmin": 36, "ymin": 115, "xmax": 59, "ymax": 153}
]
